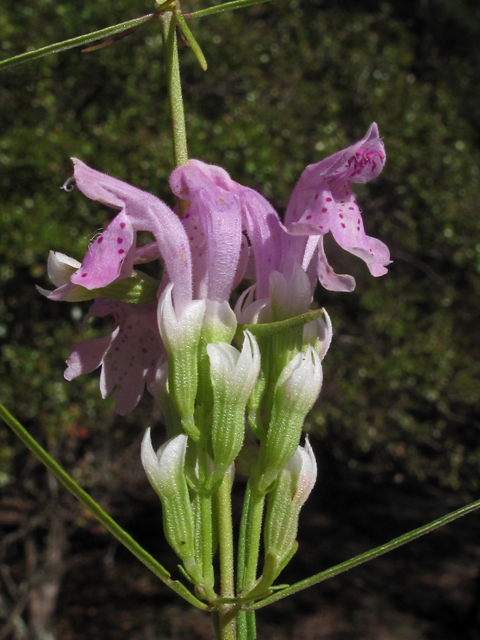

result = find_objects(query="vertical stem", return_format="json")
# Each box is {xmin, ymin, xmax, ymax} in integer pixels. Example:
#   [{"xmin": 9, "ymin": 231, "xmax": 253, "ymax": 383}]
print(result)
[
  {"xmin": 237, "ymin": 483, "xmax": 264, "ymax": 639},
  {"xmin": 217, "ymin": 471, "xmax": 235, "ymax": 598},
  {"xmin": 213, "ymin": 606, "xmax": 238, "ymax": 640},
  {"xmin": 160, "ymin": 9, "xmax": 188, "ymax": 168},
  {"xmin": 200, "ymin": 492, "xmax": 215, "ymax": 595},
  {"xmin": 242, "ymin": 487, "xmax": 265, "ymax": 594},
  {"xmin": 196, "ymin": 440, "xmax": 215, "ymax": 600}
]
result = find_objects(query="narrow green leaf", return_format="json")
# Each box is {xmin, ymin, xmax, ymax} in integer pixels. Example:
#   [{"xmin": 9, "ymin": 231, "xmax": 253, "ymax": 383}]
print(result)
[
  {"xmin": 249, "ymin": 496, "xmax": 480, "ymax": 610},
  {"xmin": 176, "ymin": 13, "xmax": 208, "ymax": 71},
  {"xmin": 0, "ymin": 13, "xmax": 155, "ymax": 71},
  {"xmin": 0, "ymin": 402, "xmax": 209, "ymax": 611},
  {"xmin": 185, "ymin": 0, "xmax": 274, "ymax": 20}
]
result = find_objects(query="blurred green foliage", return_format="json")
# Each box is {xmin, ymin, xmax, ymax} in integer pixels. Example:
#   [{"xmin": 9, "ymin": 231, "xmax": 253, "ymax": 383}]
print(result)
[{"xmin": 1, "ymin": 0, "xmax": 480, "ymax": 491}]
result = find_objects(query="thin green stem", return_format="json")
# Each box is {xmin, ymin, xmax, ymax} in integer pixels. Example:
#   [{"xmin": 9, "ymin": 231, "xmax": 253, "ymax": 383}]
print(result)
[
  {"xmin": 236, "ymin": 484, "xmax": 251, "ymax": 640},
  {"xmin": 212, "ymin": 606, "xmax": 238, "ymax": 640},
  {"xmin": 196, "ymin": 440, "xmax": 215, "ymax": 600},
  {"xmin": 217, "ymin": 472, "xmax": 235, "ymax": 598},
  {"xmin": 185, "ymin": 0, "xmax": 273, "ymax": 20},
  {"xmin": 0, "ymin": 13, "xmax": 156, "ymax": 71},
  {"xmin": 0, "ymin": 402, "xmax": 208, "ymax": 611},
  {"xmin": 249, "ymin": 496, "xmax": 480, "ymax": 610},
  {"xmin": 242, "ymin": 488, "xmax": 265, "ymax": 594},
  {"xmin": 200, "ymin": 492, "xmax": 216, "ymax": 598},
  {"xmin": 237, "ymin": 483, "xmax": 264, "ymax": 639},
  {"xmin": 160, "ymin": 9, "xmax": 189, "ymax": 169}
]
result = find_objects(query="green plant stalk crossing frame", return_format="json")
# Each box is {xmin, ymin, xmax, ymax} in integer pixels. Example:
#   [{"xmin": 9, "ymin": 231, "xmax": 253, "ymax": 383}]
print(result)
[
  {"xmin": 0, "ymin": 402, "xmax": 209, "ymax": 611},
  {"xmin": 248, "ymin": 495, "xmax": 480, "ymax": 609}
]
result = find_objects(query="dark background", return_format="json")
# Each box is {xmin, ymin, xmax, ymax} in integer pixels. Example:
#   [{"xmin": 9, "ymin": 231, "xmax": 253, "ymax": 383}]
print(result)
[{"xmin": 1, "ymin": 0, "xmax": 480, "ymax": 637}]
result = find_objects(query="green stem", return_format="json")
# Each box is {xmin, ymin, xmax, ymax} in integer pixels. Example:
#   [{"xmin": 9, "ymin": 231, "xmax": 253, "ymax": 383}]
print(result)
[
  {"xmin": 242, "ymin": 487, "xmax": 265, "ymax": 595},
  {"xmin": 249, "ymin": 495, "xmax": 480, "ymax": 610},
  {"xmin": 237, "ymin": 483, "xmax": 264, "ymax": 639},
  {"xmin": 196, "ymin": 440, "xmax": 215, "ymax": 600},
  {"xmin": 217, "ymin": 472, "xmax": 235, "ymax": 598},
  {"xmin": 0, "ymin": 13, "xmax": 157, "ymax": 71},
  {"xmin": 0, "ymin": 402, "xmax": 208, "ymax": 611},
  {"xmin": 160, "ymin": 9, "xmax": 188, "ymax": 168},
  {"xmin": 200, "ymin": 492, "xmax": 216, "ymax": 598},
  {"xmin": 236, "ymin": 485, "xmax": 250, "ymax": 640},
  {"xmin": 212, "ymin": 606, "xmax": 238, "ymax": 640},
  {"xmin": 185, "ymin": 0, "xmax": 273, "ymax": 20}
]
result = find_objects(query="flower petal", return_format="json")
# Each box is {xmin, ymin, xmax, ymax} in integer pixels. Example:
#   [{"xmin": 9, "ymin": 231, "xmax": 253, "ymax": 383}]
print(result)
[
  {"xmin": 71, "ymin": 159, "xmax": 193, "ymax": 315},
  {"xmin": 171, "ymin": 160, "xmax": 242, "ymax": 303},
  {"xmin": 284, "ymin": 124, "xmax": 390, "ymax": 286}
]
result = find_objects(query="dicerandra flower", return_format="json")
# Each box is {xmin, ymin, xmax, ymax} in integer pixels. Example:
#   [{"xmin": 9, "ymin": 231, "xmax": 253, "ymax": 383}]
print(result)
[{"xmin": 41, "ymin": 123, "xmax": 388, "ymax": 414}]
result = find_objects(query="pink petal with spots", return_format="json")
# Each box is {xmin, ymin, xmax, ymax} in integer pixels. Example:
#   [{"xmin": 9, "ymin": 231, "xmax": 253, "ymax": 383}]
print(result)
[
  {"xmin": 72, "ymin": 159, "xmax": 193, "ymax": 315},
  {"xmin": 284, "ymin": 123, "xmax": 389, "ymax": 286},
  {"xmin": 65, "ymin": 298, "xmax": 163, "ymax": 415},
  {"xmin": 65, "ymin": 330, "xmax": 118, "ymax": 380},
  {"xmin": 71, "ymin": 212, "xmax": 135, "ymax": 289}
]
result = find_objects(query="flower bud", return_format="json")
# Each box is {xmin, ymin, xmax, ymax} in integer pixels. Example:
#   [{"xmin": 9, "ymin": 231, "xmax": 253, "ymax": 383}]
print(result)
[
  {"xmin": 264, "ymin": 438, "xmax": 317, "ymax": 567},
  {"xmin": 196, "ymin": 300, "xmax": 238, "ymax": 424},
  {"xmin": 158, "ymin": 284, "xmax": 205, "ymax": 440},
  {"xmin": 206, "ymin": 331, "xmax": 260, "ymax": 489},
  {"xmin": 303, "ymin": 308, "xmax": 332, "ymax": 361},
  {"xmin": 256, "ymin": 346, "xmax": 322, "ymax": 492},
  {"xmin": 141, "ymin": 429, "xmax": 203, "ymax": 584}
]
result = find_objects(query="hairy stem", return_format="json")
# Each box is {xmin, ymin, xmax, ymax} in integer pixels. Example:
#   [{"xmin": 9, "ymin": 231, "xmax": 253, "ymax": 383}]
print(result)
[{"xmin": 160, "ymin": 8, "xmax": 188, "ymax": 168}]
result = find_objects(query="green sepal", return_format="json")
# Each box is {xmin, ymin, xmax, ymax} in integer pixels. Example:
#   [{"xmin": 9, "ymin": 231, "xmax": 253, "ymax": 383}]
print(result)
[
  {"xmin": 177, "ymin": 563, "xmax": 196, "ymax": 585},
  {"xmin": 182, "ymin": 418, "xmax": 201, "ymax": 442},
  {"xmin": 274, "ymin": 542, "xmax": 298, "ymax": 579},
  {"xmin": 57, "ymin": 269, "xmax": 159, "ymax": 304},
  {"xmin": 241, "ymin": 552, "xmax": 278, "ymax": 600}
]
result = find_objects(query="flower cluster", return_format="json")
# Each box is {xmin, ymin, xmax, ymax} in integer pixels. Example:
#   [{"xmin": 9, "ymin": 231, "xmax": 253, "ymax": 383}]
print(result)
[
  {"xmin": 41, "ymin": 123, "xmax": 388, "ymax": 585},
  {"xmin": 42, "ymin": 122, "xmax": 388, "ymax": 414}
]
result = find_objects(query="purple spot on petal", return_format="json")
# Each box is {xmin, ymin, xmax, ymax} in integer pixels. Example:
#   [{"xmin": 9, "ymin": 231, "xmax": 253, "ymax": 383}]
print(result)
[
  {"xmin": 117, "ymin": 237, "xmax": 123, "ymax": 244},
  {"xmin": 326, "ymin": 197, "xmax": 332, "ymax": 202},
  {"xmin": 322, "ymin": 208, "xmax": 327, "ymax": 213},
  {"xmin": 120, "ymin": 223, "xmax": 126, "ymax": 229},
  {"xmin": 306, "ymin": 215, "xmax": 312, "ymax": 220},
  {"xmin": 349, "ymin": 207, "xmax": 354, "ymax": 210},
  {"xmin": 341, "ymin": 223, "xmax": 346, "ymax": 228},
  {"xmin": 97, "ymin": 237, "xmax": 103, "ymax": 244},
  {"xmin": 81, "ymin": 273, "xmax": 88, "ymax": 278},
  {"xmin": 339, "ymin": 214, "xmax": 344, "ymax": 219},
  {"xmin": 314, "ymin": 193, "xmax": 319, "ymax": 201},
  {"xmin": 118, "ymin": 249, "xmax": 125, "ymax": 255}
]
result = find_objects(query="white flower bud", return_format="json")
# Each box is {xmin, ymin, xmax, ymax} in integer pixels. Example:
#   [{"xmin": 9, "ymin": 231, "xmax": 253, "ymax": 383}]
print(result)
[
  {"xmin": 303, "ymin": 308, "xmax": 332, "ymax": 361},
  {"xmin": 158, "ymin": 284, "xmax": 205, "ymax": 438},
  {"xmin": 257, "ymin": 346, "xmax": 322, "ymax": 492},
  {"xmin": 206, "ymin": 331, "xmax": 261, "ymax": 488},
  {"xmin": 264, "ymin": 438, "xmax": 317, "ymax": 566},
  {"xmin": 141, "ymin": 429, "xmax": 204, "ymax": 584}
]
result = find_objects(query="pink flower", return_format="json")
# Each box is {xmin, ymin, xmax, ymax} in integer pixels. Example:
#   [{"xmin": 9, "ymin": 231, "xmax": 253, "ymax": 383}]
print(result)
[
  {"xmin": 64, "ymin": 298, "xmax": 164, "ymax": 415},
  {"xmin": 44, "ymin": 125, "xmax": 389, "ymax": 414},
  {"xmin": 283, "ymin": 122, "xmax": 391, "ymax": 291}
]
